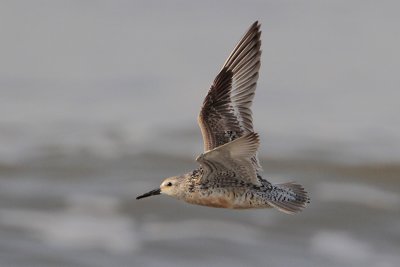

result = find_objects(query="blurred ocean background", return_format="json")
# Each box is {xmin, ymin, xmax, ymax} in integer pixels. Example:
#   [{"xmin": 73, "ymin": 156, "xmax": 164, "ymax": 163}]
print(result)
[{"xmin": 1, "ymin": 1, "xmax": 399, "ymax": 267}]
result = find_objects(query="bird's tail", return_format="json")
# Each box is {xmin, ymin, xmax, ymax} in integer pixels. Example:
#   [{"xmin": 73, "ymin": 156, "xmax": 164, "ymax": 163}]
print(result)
[{"xmin": 267, "ymin": 182, "xmax": 310, "ymax": 214}]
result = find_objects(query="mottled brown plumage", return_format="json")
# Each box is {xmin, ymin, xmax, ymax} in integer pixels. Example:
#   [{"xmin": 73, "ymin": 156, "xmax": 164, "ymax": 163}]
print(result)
[
  {"xmin": 137, "ymin": 21, "xmax": 310, "ymax": 214},
  {"xmin": 198, "ymin": 21, "xmax": 262, "ymax": 171}
]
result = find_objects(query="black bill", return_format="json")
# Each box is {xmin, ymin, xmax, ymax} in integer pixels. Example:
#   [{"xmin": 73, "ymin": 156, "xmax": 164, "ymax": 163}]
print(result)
[{"xmin": 136, "ymin": 188, "xmax": 161, "ymax": 199}]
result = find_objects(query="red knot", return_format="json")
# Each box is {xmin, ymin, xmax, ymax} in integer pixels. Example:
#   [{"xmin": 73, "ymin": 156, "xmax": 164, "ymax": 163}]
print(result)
[{"xmin": 137, "ymin": 21, "xmax": 309, "ymax": 214}]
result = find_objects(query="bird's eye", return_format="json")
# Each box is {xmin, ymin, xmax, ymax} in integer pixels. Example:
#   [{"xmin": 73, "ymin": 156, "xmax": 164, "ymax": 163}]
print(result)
[{"xmin": 166, "ymin": 182, "xmax": 173, "ymax": 186}]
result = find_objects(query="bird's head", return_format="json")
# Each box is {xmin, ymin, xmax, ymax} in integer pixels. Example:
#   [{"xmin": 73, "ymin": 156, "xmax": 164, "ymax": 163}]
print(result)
[{"xmin": 136, "ymin": 175, "xmax": 185, "ymax": 200}]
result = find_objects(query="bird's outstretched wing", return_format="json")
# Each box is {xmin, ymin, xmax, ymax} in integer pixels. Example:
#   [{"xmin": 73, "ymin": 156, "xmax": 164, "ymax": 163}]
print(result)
[
  {"xmin": 196, "ymin": 132, "xmax": 261, "ymax": 185},
  {"xmin": 198, "ymin": 21, "xmax": 262, "ymax": 169}
]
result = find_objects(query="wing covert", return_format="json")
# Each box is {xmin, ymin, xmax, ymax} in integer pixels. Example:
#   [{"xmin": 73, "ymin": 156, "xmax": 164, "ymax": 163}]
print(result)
[
  {"xmin": 198, "ymin": 21, "xmax": 262, "ymax": 170},
  {"xmin": 196, "ymin": 133, "xmax": 261, "ymax": 185}
]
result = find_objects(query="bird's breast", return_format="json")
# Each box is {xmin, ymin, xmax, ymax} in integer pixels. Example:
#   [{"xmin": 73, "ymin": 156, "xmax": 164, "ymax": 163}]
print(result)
[
  {"xmin": 184, "ymin": 188, "xmax": 268, "ymax": 209},
  {"xmin": 184, "ymin": 188, "xmax": 236, "ymax": 208},
  {"xmin": 186, "ymin": 193, "xmax": 233, "ymax": 208}
]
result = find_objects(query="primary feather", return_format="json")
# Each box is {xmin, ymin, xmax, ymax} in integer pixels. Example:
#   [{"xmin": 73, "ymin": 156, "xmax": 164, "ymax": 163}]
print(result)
[{"xmin": 198, "ymin": 22, "xmax": 261, "ymax": 162}]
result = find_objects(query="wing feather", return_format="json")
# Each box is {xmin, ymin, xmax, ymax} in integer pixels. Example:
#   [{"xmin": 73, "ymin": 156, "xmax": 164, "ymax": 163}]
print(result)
[
  {"xmin": 198, "ymin": 21, "xmax": 262, "ymax": 170},
  {"xmin": 196, "ymin": 133, "xmax": 261, "ymax": 185}
]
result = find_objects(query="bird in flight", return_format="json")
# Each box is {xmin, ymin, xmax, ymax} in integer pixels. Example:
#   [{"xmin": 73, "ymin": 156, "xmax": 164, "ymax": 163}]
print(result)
[{"xmin": 136, "ymin": 21, "xmax": 309, "ymax": 214}]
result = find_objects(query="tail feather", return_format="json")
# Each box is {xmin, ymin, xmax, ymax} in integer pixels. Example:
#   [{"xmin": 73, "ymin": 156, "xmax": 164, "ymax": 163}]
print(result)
[{"xmin": 267, "ymin": 182, "xmax": 310, "ymax": 214}]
